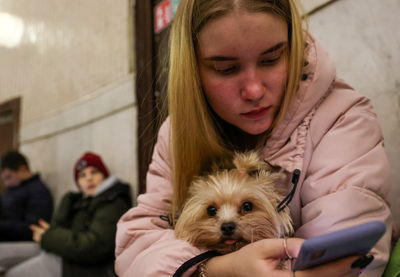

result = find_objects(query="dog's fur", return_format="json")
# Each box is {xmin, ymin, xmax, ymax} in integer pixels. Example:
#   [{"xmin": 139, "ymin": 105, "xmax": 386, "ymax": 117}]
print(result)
[{"xmin": 175, "ymin": 151, "xmax": 293, "ymax": 254}]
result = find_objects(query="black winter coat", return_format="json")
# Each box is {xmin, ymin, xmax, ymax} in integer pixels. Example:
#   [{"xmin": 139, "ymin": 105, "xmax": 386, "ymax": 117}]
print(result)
[
  {"xmin": 40, "ymin": 180, "xmax": 132, "ymax": 277},
  {"xmin": 0, "ymin": 174, "xmax": 53, "ymax": 241}
]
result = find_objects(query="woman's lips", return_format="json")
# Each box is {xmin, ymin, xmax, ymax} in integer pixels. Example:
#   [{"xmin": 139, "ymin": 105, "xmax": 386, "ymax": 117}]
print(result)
[{"xmin": 241, "ymin": 107, "xmax": 269, "ymax": 119}]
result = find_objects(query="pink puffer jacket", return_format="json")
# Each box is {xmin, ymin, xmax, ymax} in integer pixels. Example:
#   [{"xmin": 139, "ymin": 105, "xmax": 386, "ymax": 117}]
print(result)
[{"xmin": 115, "ymin": 36, "xmax": 392, "ymax": 277}]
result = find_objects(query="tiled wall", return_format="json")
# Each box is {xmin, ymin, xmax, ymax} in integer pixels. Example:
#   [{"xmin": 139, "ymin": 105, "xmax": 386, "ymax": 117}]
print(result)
[
  {"xmin": 0, "ymin": 0, "xmax": 132, "ymax": 123},
  {"xmin": 301, "ymin": 0, "xmax": 400, "ymax": 224},
  {"xmin": 0, "ymin": 0, "xmax": 137, "ymax": 205}
]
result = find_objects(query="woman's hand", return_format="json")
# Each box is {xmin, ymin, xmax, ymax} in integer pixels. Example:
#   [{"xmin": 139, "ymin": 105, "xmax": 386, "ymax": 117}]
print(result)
[
  {"xmin": 203, "ymin": 238, "xmax": 369, "ymax": 277},
  {"xmin": 30, "ymin": 219, "xmax": 50, "ymax": 243}
]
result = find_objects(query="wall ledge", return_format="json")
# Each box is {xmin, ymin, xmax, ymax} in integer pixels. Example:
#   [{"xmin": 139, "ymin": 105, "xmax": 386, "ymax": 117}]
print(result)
[{"xmin": 21, "ymin": 76, "xmax": 135, "ymax": 144}]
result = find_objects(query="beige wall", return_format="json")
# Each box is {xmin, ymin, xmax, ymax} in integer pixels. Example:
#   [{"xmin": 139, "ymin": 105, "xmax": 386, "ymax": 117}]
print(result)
[
  {"xmin": 0, "ymin": 0, "xmax": 398, "ymax": 223},
  {"xmin": 20, "ymin": 78, "xmax": 137, "ymax": 205},
  {"xmin": 301, "ymin": 0, "xmax": 400, "ymax": 224},
  {"xmin": 0, "ymin": 0, "xmax": 137, "ymax": 205}
]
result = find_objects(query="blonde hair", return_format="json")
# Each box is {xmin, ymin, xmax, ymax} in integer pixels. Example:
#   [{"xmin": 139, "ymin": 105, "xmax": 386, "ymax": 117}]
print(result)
[{"xmin": 168, "ymin": 0, "xmax": 305, "ymax": 222}]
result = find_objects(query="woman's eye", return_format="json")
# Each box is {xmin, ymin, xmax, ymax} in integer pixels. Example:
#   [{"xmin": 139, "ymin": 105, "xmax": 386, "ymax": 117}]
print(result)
[
  {"xmin": 211, "ymin": 61, "xmax": 239, "ymax": 75},
  {"xmin": 241, "ymin": 202, "xmax": 253, "ymax": 212},
  {"xmin": 207, "ymin": 205, "xmax": 218, "ymax": 217},
  {"xmin": 214, "ymin": 65, "xmax": 238, "ymax": 75},
  {"xmin": 260, "ymin": 56, "xmax": 281, "ymax": 65}
]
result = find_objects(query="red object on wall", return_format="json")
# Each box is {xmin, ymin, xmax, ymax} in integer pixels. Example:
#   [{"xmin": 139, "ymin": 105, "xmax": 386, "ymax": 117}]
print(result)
[{"xmin": 154, "ymin": 0, "xmax": 172, "ymax": 34}]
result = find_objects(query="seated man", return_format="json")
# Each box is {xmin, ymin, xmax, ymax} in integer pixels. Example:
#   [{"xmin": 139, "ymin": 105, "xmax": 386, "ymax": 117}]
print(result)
[
  {"xmin": 0, "ymin": 150, "xmax": 53, "ymax": 241},
  {"xmin": 0, "ymin": 151, "xmax": 53, "ymax": 273}
]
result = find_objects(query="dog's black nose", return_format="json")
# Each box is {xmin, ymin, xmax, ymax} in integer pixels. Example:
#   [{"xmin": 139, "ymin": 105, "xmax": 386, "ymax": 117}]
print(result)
[{"xmin": 221, "ymin": 222, "xmax": 236, "ymax": 236}]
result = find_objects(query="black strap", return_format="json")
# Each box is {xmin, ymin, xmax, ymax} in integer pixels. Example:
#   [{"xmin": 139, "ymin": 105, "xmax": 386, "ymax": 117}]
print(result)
[
  {"xmin": 276, "ymin": 169, "xmax": 301, "ymax": 213},
  {"xmin": 173, "ymin": 250, "xmax": 221, "ymax": 277}
]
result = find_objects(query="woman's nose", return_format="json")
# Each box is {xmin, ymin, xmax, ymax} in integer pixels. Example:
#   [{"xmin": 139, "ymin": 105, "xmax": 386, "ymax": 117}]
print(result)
[{"xmin": 240, "ymin": 70, "xmax": 265, "ymax": 102}]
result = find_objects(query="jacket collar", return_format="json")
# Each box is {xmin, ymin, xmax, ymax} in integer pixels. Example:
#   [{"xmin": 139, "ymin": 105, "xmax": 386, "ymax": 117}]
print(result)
[
  {"xmin": 94, "ymin": 175, "xmax": 118, "ymax": 196},
  {"xmin": 19, "ymin": 173, "xmax": 40, "ymax": 186},
  {"xmin": 264, "ymin": 34, "xmax": 336, "ymax": 156}
]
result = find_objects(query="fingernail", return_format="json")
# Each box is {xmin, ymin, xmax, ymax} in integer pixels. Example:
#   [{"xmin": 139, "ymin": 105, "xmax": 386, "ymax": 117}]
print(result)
[{"xmin": 351, "ymin": 254, "xmax": 374, "ymax": 269}]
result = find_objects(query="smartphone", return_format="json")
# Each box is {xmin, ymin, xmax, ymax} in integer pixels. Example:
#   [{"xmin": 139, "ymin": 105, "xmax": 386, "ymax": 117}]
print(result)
[{"xmin": 292, "ymin": 221, "xmax": 386, "ymax": 271}]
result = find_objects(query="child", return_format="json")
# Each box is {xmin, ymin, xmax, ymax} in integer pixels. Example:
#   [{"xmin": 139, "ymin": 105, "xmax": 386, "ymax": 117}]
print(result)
[{"xmin": 5, "ymin": 152, "xmax": 132, "ymax": 277}]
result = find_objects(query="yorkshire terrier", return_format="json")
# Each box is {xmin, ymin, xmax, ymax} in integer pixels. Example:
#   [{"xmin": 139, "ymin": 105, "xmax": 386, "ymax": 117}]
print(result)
[{"xmin": 175, "ymin": 151, "xmax": 293, "ymax": 254}]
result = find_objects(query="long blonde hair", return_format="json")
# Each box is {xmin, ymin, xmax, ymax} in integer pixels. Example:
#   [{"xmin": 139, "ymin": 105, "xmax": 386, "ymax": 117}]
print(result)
[{"xmin": 168, "ymin": 0, "xmax": 305, "ymax": 223}]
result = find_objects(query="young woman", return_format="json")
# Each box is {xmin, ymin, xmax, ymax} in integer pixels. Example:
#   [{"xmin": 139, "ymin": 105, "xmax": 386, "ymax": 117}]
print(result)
[
  {"xmin": 115, "ymin": 1, "xmax": 392, "ymax": 276},
  {"xmin": 5, "ymin": 152, "xmax": 132, "ymax": 277}
]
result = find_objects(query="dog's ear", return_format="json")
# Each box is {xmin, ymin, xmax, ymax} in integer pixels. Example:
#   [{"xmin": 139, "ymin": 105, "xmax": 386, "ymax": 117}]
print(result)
[
  {"xmin": 188, "ymin": 175, "xmax": 208, "ymax": 196},
  {"xmin": 207, "ymin": 155, "xmax": 235, "ymax": 173},
  {"xmin": 267, "ymin": 169, "xmax": 290, "ymax": 197},
  {"xmin": 232, "ymin": 151, "xmax": 272, "ymax": 174}
]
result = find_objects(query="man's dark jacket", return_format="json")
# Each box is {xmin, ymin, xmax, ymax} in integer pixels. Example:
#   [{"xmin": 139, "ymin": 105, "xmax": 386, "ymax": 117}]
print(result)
[
  {"xmin": 40, "ymin": 180, "xmax": 132, "ymax": 277},
  {"xmin": 0, "ymin": 174, "xmax": 53, "ymax": 241}
]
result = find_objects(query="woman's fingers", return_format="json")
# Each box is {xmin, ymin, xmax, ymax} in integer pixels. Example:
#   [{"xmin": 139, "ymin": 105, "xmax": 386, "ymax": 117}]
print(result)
[
  {"xmin": 213, "ymin": 238, "xmax": 372, "ymax": 277},
  {"xmin": 254, "ymin": 238, "xmax": 304, "ymax": 259},
  {"xmin": 295, "ymin": 255, "xmax": 373, "ymax": 277}
]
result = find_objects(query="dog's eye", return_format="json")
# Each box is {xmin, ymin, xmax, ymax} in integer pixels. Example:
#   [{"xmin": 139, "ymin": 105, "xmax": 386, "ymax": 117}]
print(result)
[
  {"xmin": 207, "ymin": 206, "xmax": 217, "ymax": 217},
  {"xmin": 241, "ymin": 202, "xmax": 253, "ymax": 212}
]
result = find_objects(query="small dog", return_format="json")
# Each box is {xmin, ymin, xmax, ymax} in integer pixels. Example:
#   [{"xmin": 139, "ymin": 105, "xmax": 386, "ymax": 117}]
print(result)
[{"xmin": 175, "ymin": 151, "xmax": 293, "ymax": 254}]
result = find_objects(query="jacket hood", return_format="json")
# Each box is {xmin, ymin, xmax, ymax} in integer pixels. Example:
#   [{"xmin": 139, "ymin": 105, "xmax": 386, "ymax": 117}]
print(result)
[
  {"xmin": 94, "ymin": 175, "xmax": 118, "ymax": 196},
  {"xmin": 76, "ymin": 179, "xmax": 132, "ymax": 208},
  {"xmin": 97, "ymin": 180, "xmax": 132, "ymax": 207},
  {"xmin": 264, "ymin": 35, "xmax": 337, "ymax": 156}
]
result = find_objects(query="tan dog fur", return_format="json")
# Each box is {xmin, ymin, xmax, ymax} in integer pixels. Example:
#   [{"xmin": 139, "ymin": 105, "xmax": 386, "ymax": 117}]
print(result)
[{"xmin": 175, "ymin": 151, "xmax": 293, "ymax": 254}]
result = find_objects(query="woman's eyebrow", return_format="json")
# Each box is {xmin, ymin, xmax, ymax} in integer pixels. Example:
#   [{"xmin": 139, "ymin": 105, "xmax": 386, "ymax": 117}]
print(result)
[
  {"xmin": 203, "ymin": 42, "xmax": 286, "ymax": 61},
  {"xmin": 260, "ymin": 42, "xmax": 285, "ymax": 55},
  {"xmin": 203, "ymin": 56, "xmax": 237, "ymax": 61}
]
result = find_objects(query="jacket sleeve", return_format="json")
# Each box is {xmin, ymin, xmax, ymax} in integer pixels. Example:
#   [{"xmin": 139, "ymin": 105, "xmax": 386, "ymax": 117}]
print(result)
[
  {"xmin": 115, "ymin": 119, "xmax": 205, "ymax": 277},
  {"xmin": 0, "ymin": 219, "xmax": 32, "ymax": 241},
  {"xmin": 296, "ymin": 95, "xmax": 392, "ymax": 277},
  {"xmin": 25, "ymin": 180, "xmax": 53, "ymax": 224},
  {"xmin": 40, "ymin": 197, "xmax": 129, "ymax": 264},
  {"xmin": 0, "ymin": 181, "xmax": 53, "ymax": 241},
  {"xmin": 51, "ymin": 192, "xmax": 80, "ymax": 226}
]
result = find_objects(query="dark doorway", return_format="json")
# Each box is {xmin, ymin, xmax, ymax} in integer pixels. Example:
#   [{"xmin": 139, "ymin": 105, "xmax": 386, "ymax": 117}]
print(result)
[
  {"xmin": 0, "ymin": 97, "xmax": 21, "ymax": 190},
  {"xmin": 135, "ymin": 0, "xmax": 173, "ymax": 194}
]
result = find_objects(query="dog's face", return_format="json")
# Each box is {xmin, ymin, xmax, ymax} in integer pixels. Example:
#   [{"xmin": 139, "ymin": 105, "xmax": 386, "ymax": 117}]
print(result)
[{"xmin": 175, "ymin": 152, "xmax": 293, "ymax": 253}]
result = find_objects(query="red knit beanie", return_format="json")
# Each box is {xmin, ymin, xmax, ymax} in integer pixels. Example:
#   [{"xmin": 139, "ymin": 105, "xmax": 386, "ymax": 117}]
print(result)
[{"xmin": 74, "ymin": 152, "xmax": 109, "ymax": 183}]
